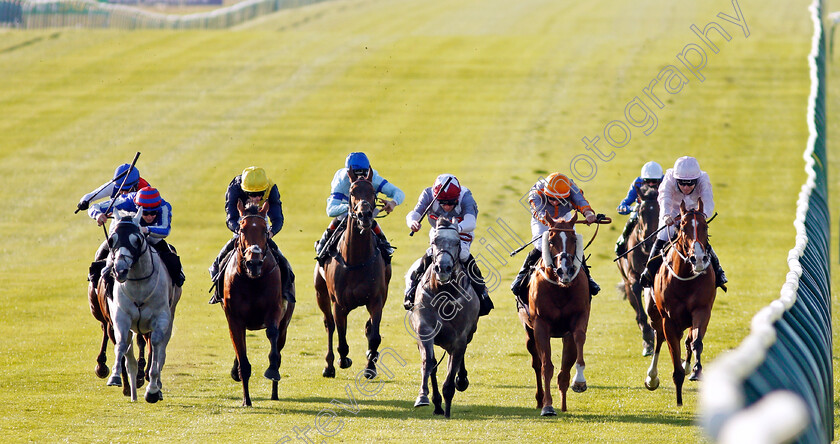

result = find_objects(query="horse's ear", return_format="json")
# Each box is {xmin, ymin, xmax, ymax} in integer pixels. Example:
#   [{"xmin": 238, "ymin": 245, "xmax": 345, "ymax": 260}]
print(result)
[
  {"xmin": 365, "ymin": 169, "xmax": 373, "ymax": 181},
  {"xmin": 569, "ymin": 211, "xmax": 578, "ymax": 224},
  {"xmin": 237, "ymin": 199, "xmax": 245, "ymax": 216},
  {"xmin": 680, "ymin": 200, "xmax": 687, "ymax": 215},
  {"xmin": 697, "ymin": 197, "xmax": 704, "ymax": 214},
  {"xmin": 132, "ymin": 209, "xmax": 143, "ymax": 225},
  {"xmin": 259, "ymin": 201, "xmax": 269, "ymax": 216}
]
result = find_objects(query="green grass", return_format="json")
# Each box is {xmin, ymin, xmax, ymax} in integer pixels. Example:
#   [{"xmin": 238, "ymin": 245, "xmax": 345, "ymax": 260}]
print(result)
[{"xmin": 0, "ymin": 0, "xmax": 837, "ymax": 442}]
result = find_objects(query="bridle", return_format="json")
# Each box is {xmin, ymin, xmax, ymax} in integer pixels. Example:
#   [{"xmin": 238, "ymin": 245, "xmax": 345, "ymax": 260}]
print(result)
[
  {"xmin": 665, "ymin": 210, "xmax": 709, "ymax": 281},
  {"xmin": 432, "ymin": 225, "xmax": 461, "ymax": 285},
  {"xmin": 237, "ymin": 212, "xmax": 276, "ymax": 276},
  {"xmin": 111, "ymin": 218, "xmax": 155, "ymax": 282},
  {"xmin": 539, "ymin": 227, "xmax": 582, "ymax": 287}
]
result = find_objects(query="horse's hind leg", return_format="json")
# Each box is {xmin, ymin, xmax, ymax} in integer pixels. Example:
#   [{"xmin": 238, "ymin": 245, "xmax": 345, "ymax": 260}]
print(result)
[
  {"xmin": 124, "ymin": 336, "xmax": 139, "ymax": 402},
  {"xmin": 630, "ymin": 282, "xmax": 654, "ymax": 356},
  {"xmin": 227, "ymin": 320, "xmax": 252, "ymax": 407},
  {"xmin": 135, "ymin": 334, "xmax": 147, "ymax": 388},
  {"xmin": 662, "ymin": 319, "xmax": 686, "ymax": 406},
  {"xmin": 534, "ymin": 320, "xmax": 556, "ymax": 416},
  {"xmin": 145, "ymin": 314, "xmax": 171, "ymax": 404},
  {"xmin": 363, "ymin": 305, "xmax": 383, "ymax": 379},
  {"xmin": 558, "ymin": 335, "xmax": 577, "ymax": 413},
  {"xmin": 524, "ymin": 326, "xmax": 544, "ymax": 409},
  {"xmin": 264, "ymin": 323, "xmax": 282, "ymax": 382},
  {"xmin": 430, "ymin": 364, "xmax": 443, "ymax": 416},
  {"xmin": 95, "ymin": 324, "xmax": 110, "ymax": 379},
  {"xmin": 455, "ymin": 357, "xmax": 469, "ymax": 392},
  {"xmin": 415, "ymin": 340, "xmax": 434, "ymax": 408},
  {"xmin": 315, "ymin": 281, "xmax": 336, "ymax": 378},
  {"xmin": 271, "ymin": 303, "xmax": 295, "ymax": 400},
  {"xmin": 442, "ymin": 349, "xmax": 465, "ymax": 418}
]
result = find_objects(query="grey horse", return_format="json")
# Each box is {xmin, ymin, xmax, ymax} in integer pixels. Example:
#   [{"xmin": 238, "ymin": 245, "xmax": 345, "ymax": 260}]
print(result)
[
  {"xmin": 407, "ymin": 218, "xmax": 480, "ymax": 418},
  {"xmin": 106, "ymin": 211, "xmax": 181, "ymax": 403}
]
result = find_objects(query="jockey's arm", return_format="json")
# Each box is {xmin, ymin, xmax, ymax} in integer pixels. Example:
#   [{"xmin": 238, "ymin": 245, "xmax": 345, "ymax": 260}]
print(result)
[
  {"xmin": 372, "ymin": 173, "xmax": 405, "ymax": 209},
  {"xmin": 80, "ymin": 180, "xmax": 115, "ymax": 208},
  {"xmin": 326, "ymin": 194, "xmax": 349, "ymax": 218},
  {"xmin": 405, "ymin": 188, "xmax": 432, "ymax": 229},
  {"xmin": 619, "ymin": 177, "xmax": 642, "ymax": 207},
  {"xmin": 266, "ymin": 185, "xmax": 284, "ymax": 236}
]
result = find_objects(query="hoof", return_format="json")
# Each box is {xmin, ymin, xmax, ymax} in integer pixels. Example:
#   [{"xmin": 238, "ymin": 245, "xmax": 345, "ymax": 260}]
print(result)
[
  {"xmin": 642, "ymin": 342, "xmax": 654, "ymax": 357},
  {"xmin": 414, "ymin": 395, "xmax": 430, "ymax": 407},
  {"xmin": 231, "ymin": 367, "xmax": 241, "ymax": 382},
  {"xmin": 322, "ymin": 367, "xmax": 335, "ymax": 378},
  {"xmin": 107, "ymin": 375, "xmax": 122, "ymax": 387},
  {"xmin": 645, "ymin": 377, "xmax": 659, "ymax": 391},
  {"xmin": 688, "ymin": 370, "xmax": 701, "ymax": 381},
  {"xmin": 540, "ymin": 406, "xmax": 557, "ymax": 416},
  {"xmin": 264, "ymin": 368, "xmax": 282, "ymax": 382},
  {"xmin": 433, "ymin": 407, "xmax": 445, "ymax": 416},
  {"xmin": 572, "ymin": 382, "xmax": 587, "ymax": 393},
  {"xmin": 339, "ymin": 357, "xmax": 352, "ymax": 369},
  {"xmin": 145, "ymin": 390, "xmax": 162, "ymax": 403},
  {"xmin": 363, "ymin": 368, "xmax": 377, "ymax": 380},
  {"xmin": 455, "ymin": 376, "xmax": 469, "ymax": 392},
  {"xmin": 95, "ymin": 364, "xmax": 109, "ymax": 379}
]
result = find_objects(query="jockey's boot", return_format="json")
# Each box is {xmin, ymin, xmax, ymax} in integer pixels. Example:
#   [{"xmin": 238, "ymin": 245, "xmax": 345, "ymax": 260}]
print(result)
[
  {"xmin": 270, "ymin": 239, "xmax": 297, "ymax": 303},
  {"xmin": 640, "ymin": 239, "xmax": 667, "ymax": 288},
  {"xmin": 208, "ymin": 237, "xmax": 236, "ymax": 304},
  {"xmin": 615, "ymin": 212, "xmax": 638, "ymax": 257},
  {"xmin": 581, "ymin": 256, "xmax": 600, "ymax": 296},
  {"xmin": 511, "ymin": 248, "xmax": 542, "ymax": 310},
  {"xmin": 372, "ymin": 223, "xmax": 394, "ymax": 265},
  {"xmin": 465, "ymin": 254, "xmax": 494, "ymax": 316},
  {"xmin": 153, "ymin": 241, "xmax": 185, "ymax": 287},
  {"xmin": 404, "ymin": 254, "xmax": 432, "ymax": 310},
  {"xmin": 708, "ymin": 245, "xmax": 728, "ymax": 292},
  {"xmin": 314, "ymin": 227, "xmax": 334, "ymax": 264}
]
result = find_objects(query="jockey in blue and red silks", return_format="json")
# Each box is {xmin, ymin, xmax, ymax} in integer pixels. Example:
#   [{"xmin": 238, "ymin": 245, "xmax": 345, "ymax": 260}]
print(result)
[
  {"xmin": 314, "ymin": 152, "xmax": 405, "ymax": 265},
  {"xmin": 510, "ymin": 172, "xmax": 601, "ymax": 310},
  {"xmin": 403, "ymin": 174, "xmax": 494, "ymax": 316},
  {"xmin": 614, "ymin": 161, "xmax": 664, "ymax": 257},
  {"xmin": 207, "ymin": 166, "xmax": 296, "ymax": 304},
  {"xmin": 640, "ymin": 156, "xmax": 727, "ymax": 291},
  {"xmin": 88, "ymin": 186, "xmax": 184, "ymax": 287}
]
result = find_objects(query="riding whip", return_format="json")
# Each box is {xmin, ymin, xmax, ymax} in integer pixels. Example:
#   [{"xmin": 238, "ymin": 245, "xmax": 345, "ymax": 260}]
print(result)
[
  {"xmin": 100, "ymin": 152, "xmax": 141, "ymax": 240},
  {"xmin": 75, "ymin": 163, "xmax": 135, "ymax": 214},
  {"xmin": 409, "ymin": 175, "xmax": 453, "ymax": 237}
]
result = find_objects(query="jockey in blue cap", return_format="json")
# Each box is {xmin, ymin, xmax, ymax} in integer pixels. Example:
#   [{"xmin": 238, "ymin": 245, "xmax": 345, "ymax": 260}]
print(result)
[
  {"xmin": 87, "ymin": 186, "xmax": 184, "ymax": 287},
  {"xmin": 208, "ymin": 166, "xmax": 295, "ymax": 304},
  {"xmin": 77, "ymin": 163, "xmax": 150, "ymax": 212},
  {"xmin": 614, "ymin": 161, "xmax": 663, "ymax": 257},
  {"xmin": 314, "ymin": 152, "xmax": 404, "ymax": 265}
]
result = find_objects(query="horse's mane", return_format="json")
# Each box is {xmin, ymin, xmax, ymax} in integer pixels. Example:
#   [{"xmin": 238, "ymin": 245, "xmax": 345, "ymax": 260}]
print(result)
[{"xmin": 242, "ymin": 202, "xmax": 261, "ymax": 215}]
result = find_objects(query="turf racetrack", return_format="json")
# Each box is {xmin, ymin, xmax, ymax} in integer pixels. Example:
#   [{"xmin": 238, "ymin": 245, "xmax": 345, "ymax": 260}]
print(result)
[{"xmin": 0, "ymin": 0, "xmax": 837, "ymax": 442}]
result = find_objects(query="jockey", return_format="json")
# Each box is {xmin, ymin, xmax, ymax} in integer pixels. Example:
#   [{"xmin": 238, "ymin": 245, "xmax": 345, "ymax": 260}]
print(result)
[
  {"xmin": 403, "ymin": 174, "xmax": 494, "ymax": 316},
  {"xmin": 314, "ymin": 152, "xmax": 404, "ymax": 265},
  {"xmin": 208, "ymin": 166, "xmax": 296, "ymax": 304},
  {"xmin": 77, "ymin": 163, "xmax": 150, "ymax": 212},
  {"xmin": 88, "ymin": 186, "xmax": 184, "ymax": 287},
  {"xmin": 510, "ymin": 173, "xmax": 601, "ymax": 308},
  {"xmin": 640, "ymin": 156, "xmax": 727, "ymax": 290},
  {"xmin": 614, "ymin": 161, "xmax": 664, "ymax": 257}
]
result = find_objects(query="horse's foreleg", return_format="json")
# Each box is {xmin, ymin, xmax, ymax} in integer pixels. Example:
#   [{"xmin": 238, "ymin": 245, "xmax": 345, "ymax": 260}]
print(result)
[
  {"xmin": 334, "ymin": 305, "xmax": 351, "ymax": 370},
  {"xmin": 227, "ymin": 319, "xmax": 251, "ymax": 407},
  {"xmin": 689, "ymin": 309, "xmax": 712, "ymax": 381},
  {"xmin": 662, "ymin": 319, "xmax": 685, "ymax": 406},
  {"xmin": 430, "ymin": 362, "xmax": 443, "ymax": 416},
  {"xmin": 135, "ymin": 334, "xmax": 147, "ymax": 388},
  {"xmin": 264, "ymin": 323, "xmax": 282, "ymax": 382},
  {"xmin": 442, "ymin": 349, "xmax": 465, "ymax": 419},
  {"xmin": 145, "ymin": 314, "xmax": 171, "ymax": 404},
  {"xmin": 524, "ymin": 327, "xmax": 543, "ymax": 409},
  {"xmin": 571, "ymin": 313, "xmax": 589, "ymax": 395},
  {"xmin": 272, "ymin": 303, "xmax": 295, "ymax": 400},
  {"xmin": 455, "ymin": 357, "xmax": 469, "ymax": 392},
  {"xmin": 107, "ymin": 313, "xmax": 131, "ymax": 391},
  {"xmin": 683, "ymin": 335, "xmax": 693, "ymax": 375},
  {"xmin": 533, "ymin": 320, "xmax": 555, "ymax": 416},
  {"xmin": 558, "ymin": 335, "xmax": 576, "ymax": 413},
  {"xmin": 95, "ymin": 324, "xmax": 110, "ymax": 379},
  {"xmin": 124, "ymin": 335, "xmax": 138, "ymax": 402},
  {"xmin": 364, "ymin": 306, "xmax": 383, "ymax": 379},
  {"xmin": 630, "ymin": 281, "xmax": 654, "ymax": 356},
  {"xmin": 415, "ymin": 340, "xmax": 434, "ymax": 408},
  {"xmin": 316, "ymin": 286, "xmax": 336, "ymax": 378}
]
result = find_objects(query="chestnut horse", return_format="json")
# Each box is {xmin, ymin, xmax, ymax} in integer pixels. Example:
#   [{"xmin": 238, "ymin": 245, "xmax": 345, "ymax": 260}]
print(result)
[
  {"xmin": 644, "ymin": 199, "xmax": 717, "ymax": 406},
  {"xmin": 616, "ymin": 183, "xmax": 659, "ymax": 356},
  {"xmin": 518, "ymin": 211, "xmax": 593, "ymax": 415},
  {"xmin": 314, "ymin": 178, "xmax": 390, "ymax": 379},
  {"xmin": 408, "ymin": 218, "xmax": 479, "ymax": 418},
  {"xmin": 222, "ymin": 201, "xmax": 294, "ymax": 406}
]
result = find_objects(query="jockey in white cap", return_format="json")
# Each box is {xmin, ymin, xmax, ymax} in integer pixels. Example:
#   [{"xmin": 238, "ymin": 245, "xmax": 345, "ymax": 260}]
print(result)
[{"xmin": 614, "ymin": 161, "xmax": 664, "ymax": 257}]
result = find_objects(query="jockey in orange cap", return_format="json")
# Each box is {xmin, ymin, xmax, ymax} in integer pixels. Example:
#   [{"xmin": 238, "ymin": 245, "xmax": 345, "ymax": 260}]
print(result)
[{"xmin": 510, "ymin": 173, "xmax": 601, "ymax": 310}]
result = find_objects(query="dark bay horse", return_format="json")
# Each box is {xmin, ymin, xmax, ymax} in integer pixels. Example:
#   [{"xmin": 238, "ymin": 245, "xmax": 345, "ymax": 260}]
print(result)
[
  {"xmin": 616, "ymin": 183, "xmax": 659, "ymax": 356},
  {"xmin": 222, "ymin": 201, "xmax": 294, "ymax": 407},
  {"xmin": 408, "ymin": 218, "xmax": 479, "ymax": 418},
  {"xmin": 314, "ymin": 177, "xmax": 390, "ymax": 379},
  {"xmin": 644, "ymin": 200, "xmax": 717, "ymax": 406},
  {"xmin": 518, "ymin": 211, "xmax": 591, "ymax": 415}
]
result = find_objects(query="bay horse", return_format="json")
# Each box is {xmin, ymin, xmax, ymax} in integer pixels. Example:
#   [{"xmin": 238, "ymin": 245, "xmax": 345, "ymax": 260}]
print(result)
[
  {"xmin": 644, "ymin": 199, "xmax": 717, "ymax": 406},
  {"xmin": 222, "ymin": 201, "xmax": 294, "ymax": 407},
  {"xmin": 106, "ymin": 211, "xmax": 181, "ymax": 403},
  {"xmin": 616, "ymin": 183, "xmax": 659, "ymax": 356},
  {"xmin": 518, "ymin": 211, "xmax": 591, "ymax": 415},
  {"xmin": 408, "ymin": 218, "xmax": 479, "ymax": 418},
  {"xmin": 314, "ymin": 177, "xmax": 390, "ymax": 379}
]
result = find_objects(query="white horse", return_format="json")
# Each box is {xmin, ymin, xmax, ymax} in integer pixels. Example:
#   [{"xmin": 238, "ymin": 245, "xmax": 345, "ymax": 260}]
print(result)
[{"xmin": 106, "ymin": 211, "xmax": 180, "ymax": 402}]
